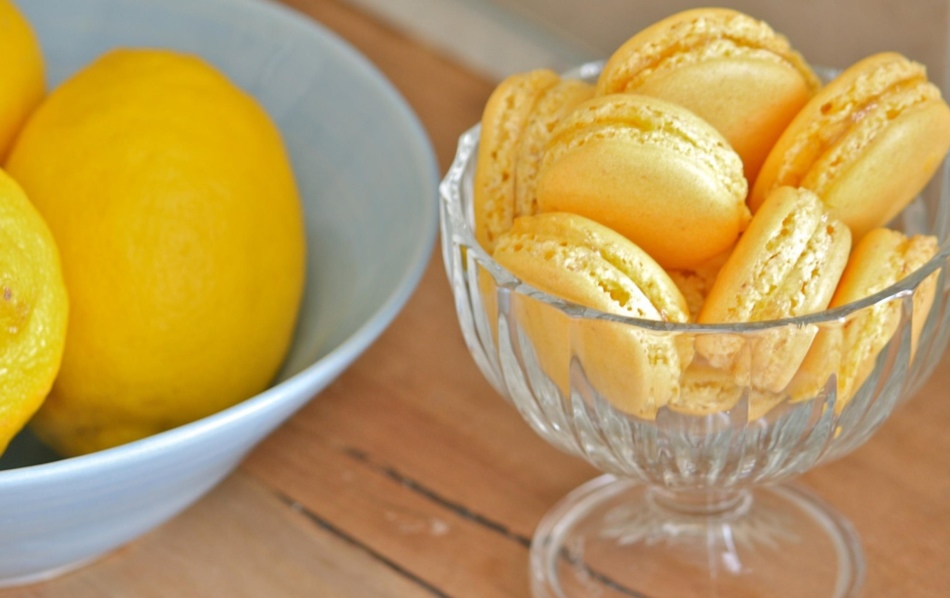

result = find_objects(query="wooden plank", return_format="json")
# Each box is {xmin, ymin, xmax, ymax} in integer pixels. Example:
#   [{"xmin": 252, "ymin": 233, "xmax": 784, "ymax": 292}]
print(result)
[
  {"xmin": 242, "ymin": 261, "xmax": 599, "ymax": 597},
  {"xmin": 6, "ymin": 472, "xmax": 431, "ymax": 597}
]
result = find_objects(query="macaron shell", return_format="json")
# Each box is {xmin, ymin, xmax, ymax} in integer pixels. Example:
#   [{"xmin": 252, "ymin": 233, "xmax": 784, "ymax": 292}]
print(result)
[
  {"xmin": 750, "ymin": 52, "xmax": 950, "ymax": 239},
  {"xmin": 492, "ymin": 212, "xmax": 689, "ymax": 418},
  {"xmin": 597, "ymin": 8, "xmax": 820, "ymax": 182},
  {"xmin": 474, "ymin": 69, "xmax": 560, "ymax": 251},
  {"xmin": 633, "ymin": 59, "xmax": 815, "ymax": 182},
  {"xmin": 697, "ymin": 187, "xmax": 851, "ymax": 392},
  {"xmin": 536, "ymin": 94, "xmax": 749, "ymax": 270},
  {"xmin": 597, "ymin": 8, "xmax": 818, "ymax": 95},
  {"xmin": 575, "ymin": 314, "xmax": 687, "ymax": 418},
  {"xmin": 815, "ymin": 100, "xmax": 950, "ymax": 240}
]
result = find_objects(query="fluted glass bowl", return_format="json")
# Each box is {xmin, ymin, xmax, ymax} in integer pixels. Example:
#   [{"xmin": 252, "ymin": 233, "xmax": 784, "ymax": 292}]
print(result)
[{"xmin": 439, "ymin": 64, "xmax": 950, "ymax": 598}]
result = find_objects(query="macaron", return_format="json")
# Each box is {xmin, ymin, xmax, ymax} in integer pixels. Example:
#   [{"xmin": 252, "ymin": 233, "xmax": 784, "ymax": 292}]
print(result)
[
  {"xmin": 751, "ymin": 52, "xmax": 950, "ymax": 240},
  {"xmin": 697, "ymin": 186, "xmax": 852, "ymax": 393},
  {"xmin": 535, "ymin": 93, "xmax": 750, "ymax": 270},
  {"xmin": 492, "ymin": 211, "xmax": 690, "ymax": 418},
  {"xmin": 473, "ymin": 69, "xmax": 594, "ymax": 252},
  {"xmin": 596, "ymin": 8, "xmax": 821, "ymax": 182},
  {"xmin": 789, "ymin": 228, "xmax": 939, "ymax": 410}
]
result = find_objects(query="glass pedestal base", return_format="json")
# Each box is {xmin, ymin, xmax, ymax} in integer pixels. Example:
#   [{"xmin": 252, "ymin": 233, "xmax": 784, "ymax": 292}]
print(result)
[{"xmin": 531, "ymin": 475, "xmax": 864, "ymax": 598}]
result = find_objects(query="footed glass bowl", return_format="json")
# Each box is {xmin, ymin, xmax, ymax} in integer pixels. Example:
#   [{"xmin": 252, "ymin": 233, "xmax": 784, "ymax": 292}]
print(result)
[{"xmin": 439, "ymin": 85, "xmax": 950, "ymax": 597}]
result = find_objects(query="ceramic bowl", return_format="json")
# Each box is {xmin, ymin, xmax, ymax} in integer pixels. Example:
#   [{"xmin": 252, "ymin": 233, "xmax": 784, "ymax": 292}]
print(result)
[{"xmin": 0, "ymin": 0, "xmax": 438, "ymax": 586}]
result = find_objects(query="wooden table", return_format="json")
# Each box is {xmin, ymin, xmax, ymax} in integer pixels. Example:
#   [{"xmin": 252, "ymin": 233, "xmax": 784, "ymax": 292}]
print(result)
[{"xmin": 7, "ymin": 1, "xmax": 950, "ymax": 596}]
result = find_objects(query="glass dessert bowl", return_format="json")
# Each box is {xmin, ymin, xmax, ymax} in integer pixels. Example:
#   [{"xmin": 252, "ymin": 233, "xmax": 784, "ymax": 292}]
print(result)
[{"xmin": 439, "ymin": 102, "xmax": 950, "ymax": 597}]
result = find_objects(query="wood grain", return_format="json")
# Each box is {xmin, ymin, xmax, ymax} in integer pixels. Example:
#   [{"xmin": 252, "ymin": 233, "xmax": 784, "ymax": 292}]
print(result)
[{"xmin": 6, "ymin": 0, "xmax": 950, "ymax": 596}]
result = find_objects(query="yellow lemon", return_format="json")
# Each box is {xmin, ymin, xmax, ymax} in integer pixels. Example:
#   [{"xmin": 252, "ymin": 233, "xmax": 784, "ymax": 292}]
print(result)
[
  {"xmin": 0, "ymin": 0, "xmax": 45, "ymax": 161},
  {"xmin": 7, "ymin": 49, "xmax": 306, "ymax": 456},
  {"xmin": 0, "ymin": 168, "xmax": 68, "ymax": 455}
]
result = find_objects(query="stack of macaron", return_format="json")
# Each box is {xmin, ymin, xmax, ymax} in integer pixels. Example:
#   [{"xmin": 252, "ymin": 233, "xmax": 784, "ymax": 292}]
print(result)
[{"xmin": 473, "ymin": 7, "xmax": 950, "ymax": 418}]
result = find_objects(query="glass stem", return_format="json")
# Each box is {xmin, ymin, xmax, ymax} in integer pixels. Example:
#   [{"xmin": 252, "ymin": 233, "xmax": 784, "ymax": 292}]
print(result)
[{"xmin": 646, "ymin": 485, "xmax": 753, "ymax": 518}]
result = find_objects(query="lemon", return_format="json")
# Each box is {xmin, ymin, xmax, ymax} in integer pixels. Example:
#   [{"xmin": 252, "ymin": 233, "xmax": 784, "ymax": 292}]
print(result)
[
  {"xmin": 7, "ymin": 49, "xmax": 306, "ymax": 456},
  {"xmin": 0, "ymin": 168, "xmax": 68, "ymax": 455},
  {"xmin": 0, "ymin": 0, "xmax": 45, "ymax": 161}
]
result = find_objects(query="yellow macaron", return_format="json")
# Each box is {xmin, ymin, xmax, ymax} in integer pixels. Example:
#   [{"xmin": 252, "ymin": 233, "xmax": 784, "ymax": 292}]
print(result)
[
  {"xmin": 790, "ymin": 227, "xmax": 938, "ymax": 411},
  {"xmin": 697, "ymin": 186, "xmax": 852, "ymax": 393},
  {"xmin": 535, "ymin": 93, "xmax": 749, "ymax": 270},
  {"xmin": 492, "ymin": 211, "xmax": 690, "ymax": 418},
  {"xmin": 473, "ymin": 69, "xmax": 594, "ymax": 252},
  {"xmin": 596, "ymin": 8, "xmax": 821, "ymax": 182},
  {"xmin": 751, "ymin": 52, "xmax": 950, "ymax": 240}
]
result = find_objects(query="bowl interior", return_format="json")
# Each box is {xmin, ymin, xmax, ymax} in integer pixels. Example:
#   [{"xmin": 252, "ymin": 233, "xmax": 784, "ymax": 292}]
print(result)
[{"xmin": 0, "ymin": 0, "xmax": 438, "ymax": 471}]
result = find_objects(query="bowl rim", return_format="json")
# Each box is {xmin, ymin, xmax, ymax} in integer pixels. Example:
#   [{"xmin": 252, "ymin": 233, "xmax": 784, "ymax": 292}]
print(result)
[{"xmin": 0, "ymin": 0, "xmax": 440, "ymax": 483}]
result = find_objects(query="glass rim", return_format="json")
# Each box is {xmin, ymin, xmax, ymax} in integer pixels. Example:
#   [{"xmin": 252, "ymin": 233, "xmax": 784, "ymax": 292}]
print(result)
[{"xmin": 439, "ymin": 122, "xmax": 950, "ymax": 334}]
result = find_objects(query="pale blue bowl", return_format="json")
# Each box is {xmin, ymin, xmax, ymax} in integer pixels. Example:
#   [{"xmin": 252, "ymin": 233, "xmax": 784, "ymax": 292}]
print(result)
[{"xmin": 0, "ymin": 0, "xmax": 438, "ymax": 585}]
